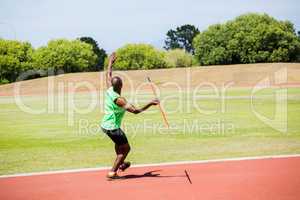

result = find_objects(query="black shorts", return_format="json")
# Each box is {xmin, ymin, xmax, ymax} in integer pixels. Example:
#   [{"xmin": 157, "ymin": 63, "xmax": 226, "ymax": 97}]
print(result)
[{"xmin": 101, "ymin": 128, "xmax": 129, "ymax": 146}]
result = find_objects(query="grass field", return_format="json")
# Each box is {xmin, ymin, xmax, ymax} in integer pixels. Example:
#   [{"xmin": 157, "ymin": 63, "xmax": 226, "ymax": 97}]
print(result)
[{"xmin": 1, "ymin": 86, "xmax": 300, "ymax": 175}]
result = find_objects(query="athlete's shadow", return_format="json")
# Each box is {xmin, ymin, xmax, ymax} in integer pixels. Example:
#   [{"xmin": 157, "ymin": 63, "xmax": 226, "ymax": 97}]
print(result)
[{"xmin": 120, "ymin": 170, "xmax": 184, "ymax": 180}]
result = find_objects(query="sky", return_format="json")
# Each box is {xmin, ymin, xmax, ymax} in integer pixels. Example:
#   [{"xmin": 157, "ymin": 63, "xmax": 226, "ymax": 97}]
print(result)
[{"xmin": 0, "ymin": 0, "xmax": 299, "ymax": 52}]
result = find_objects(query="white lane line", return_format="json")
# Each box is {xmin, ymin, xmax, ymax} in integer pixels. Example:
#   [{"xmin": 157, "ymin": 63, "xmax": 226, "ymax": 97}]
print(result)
[{"xmin": 0, "ymin": 154, "xmax": 299, "ymax": 179}]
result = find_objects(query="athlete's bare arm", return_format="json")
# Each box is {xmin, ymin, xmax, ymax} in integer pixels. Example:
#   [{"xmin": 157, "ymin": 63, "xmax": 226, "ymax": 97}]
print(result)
[
  {"xmin": 105, "ymin": 52, "xmax": 117, "ymax": 88},
  {"xmin": 115, "ymin": 97, "xmax": 159, "ymax": 114}
]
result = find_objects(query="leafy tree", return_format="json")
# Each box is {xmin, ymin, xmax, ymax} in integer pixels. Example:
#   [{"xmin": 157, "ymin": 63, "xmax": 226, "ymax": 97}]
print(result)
[
  {"xmin": 193, "ymin": 13, "xmax": 300, "ymax": 65},
  {"xmin": 110, "ymin": 44, "xmax": 166, "ymax": 70},
  {"xmin": 33, "ymin": 39, "xmax": 97, "ymax": 73},
  {"xmin": 164, "ymin": 24, "xmax": 200, "ymax": 54},
  {"xmin": 79, "ymin": 37, "xmax": 107, "ymax": 71},
  {"xmin": 0, "ymin": 39, "xmax": 33, "ymax": 83}
]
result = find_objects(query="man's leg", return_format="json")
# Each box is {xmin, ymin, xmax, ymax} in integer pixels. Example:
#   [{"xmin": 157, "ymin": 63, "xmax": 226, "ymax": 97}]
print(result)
[{"xmin": 111, "ymin": 143, "xmax": 130, "ymax": 172}]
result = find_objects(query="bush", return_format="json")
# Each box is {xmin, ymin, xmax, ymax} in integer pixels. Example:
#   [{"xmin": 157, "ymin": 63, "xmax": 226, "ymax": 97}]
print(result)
[
  {"xmin": 111, "ymin": 44, "xmax": 166, "ymax": 70},
  {"xmin": 164, "ymin": 49, "xmax": 193, "ymax": 67},
  {"xmin": 0, "ymin": 39, "xmax": 34, "ymax": 83},
  {"xmin": 32, "ymin": 39, "xmax": 97, "ymax": 73},
  {"xmin": 0, "ymin": 78, "xmax": 9, "ymax": 85},
  {"xmin": 193, "ymin": 13, "xmax": 300, "ymax": 65}
]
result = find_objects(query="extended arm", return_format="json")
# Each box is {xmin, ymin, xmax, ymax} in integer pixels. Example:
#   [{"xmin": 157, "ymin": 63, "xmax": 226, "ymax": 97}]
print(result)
[
  {"xmin": 105, "ymin": 52, "xmax": 116, "ymax": 88},
  {"xmin": 115, "ymin": 97, "xmax": 159, "ymax": 114}
]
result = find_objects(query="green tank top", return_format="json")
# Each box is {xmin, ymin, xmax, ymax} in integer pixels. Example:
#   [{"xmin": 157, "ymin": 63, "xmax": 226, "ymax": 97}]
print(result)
[{"xmin": 101, "ymin": 87, "xmax": 125, "ymax": 130}]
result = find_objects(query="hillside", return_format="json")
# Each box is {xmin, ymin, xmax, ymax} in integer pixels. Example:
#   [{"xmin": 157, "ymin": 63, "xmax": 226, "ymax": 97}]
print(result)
[{"xmin": 0, "ymin": 63, "xmax": 300, "ymax": 96}]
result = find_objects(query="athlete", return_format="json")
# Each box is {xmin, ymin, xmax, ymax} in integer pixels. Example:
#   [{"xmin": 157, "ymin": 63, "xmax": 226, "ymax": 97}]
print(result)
[{"xmin": 101, "ymin": 52, "xmax": 159, "ymax": 179}]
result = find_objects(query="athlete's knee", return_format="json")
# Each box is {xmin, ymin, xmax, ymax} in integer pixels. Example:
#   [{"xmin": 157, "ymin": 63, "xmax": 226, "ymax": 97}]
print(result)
[{"xmin": 120, "ymin": 143, "xmax": 130, "ymax": 154}]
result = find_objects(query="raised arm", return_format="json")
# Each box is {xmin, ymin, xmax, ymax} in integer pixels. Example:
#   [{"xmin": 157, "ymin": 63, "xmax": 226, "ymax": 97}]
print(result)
[
  {"xmin": 115, "ymin": 97, "xmax": 159, "ymax": 114},
  {"xmin": 105, "ymin": 52, "xmax": 117, "ymax": 88}
]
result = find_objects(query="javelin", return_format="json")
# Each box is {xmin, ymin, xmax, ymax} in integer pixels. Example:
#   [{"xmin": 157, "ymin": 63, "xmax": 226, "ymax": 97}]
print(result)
[{"xmin": 146, "ymin": 77, "xmax": 169, "ymax": 128}]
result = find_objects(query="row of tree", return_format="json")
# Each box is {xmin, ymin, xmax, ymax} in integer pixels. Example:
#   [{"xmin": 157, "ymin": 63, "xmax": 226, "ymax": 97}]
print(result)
[
  {"xmin": 105, "ymin": 44, "xmax": 193, "ymax": 70},
  {"xmin": 1, "ymin": 13, "xmax": 300, "ymax": 84},
  {"xmin": 0, "ymin": 37, "xmax": 106, "ymax": 84},
  {"xmin": 109, "ymin": 13, "xmax": 300, "ymax": 69},
  {"xmin": 0, "ymin": 37, "xmax": 194, "ymax": 84},
  {"xmin": 193, "ymin": 13, "xmax": 300, "ymax": 65}
]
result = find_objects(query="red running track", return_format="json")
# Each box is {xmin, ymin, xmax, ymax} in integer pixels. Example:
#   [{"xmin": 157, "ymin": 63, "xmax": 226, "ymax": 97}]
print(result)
[{"xmin": 1, "ymin": 157, "xmax": 300, "ymax": 200}]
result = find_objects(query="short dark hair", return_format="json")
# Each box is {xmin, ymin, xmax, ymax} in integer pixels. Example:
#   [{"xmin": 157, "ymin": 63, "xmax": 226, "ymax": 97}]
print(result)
[{"xmin": 111, "ymin": 76, "xmax": 122, "ymax": 92}]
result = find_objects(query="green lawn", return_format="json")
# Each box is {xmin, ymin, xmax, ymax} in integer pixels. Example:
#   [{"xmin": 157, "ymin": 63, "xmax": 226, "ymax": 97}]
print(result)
[{"xmin": 0, "ymin": 88, "xmax": 300, "ymax": 175}]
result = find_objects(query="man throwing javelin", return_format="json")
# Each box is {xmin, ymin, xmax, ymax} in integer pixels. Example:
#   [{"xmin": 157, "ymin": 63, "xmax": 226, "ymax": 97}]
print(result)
[{"xmin": 101, "ymin": 52, "xmax": 159, "ymax": 179}]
